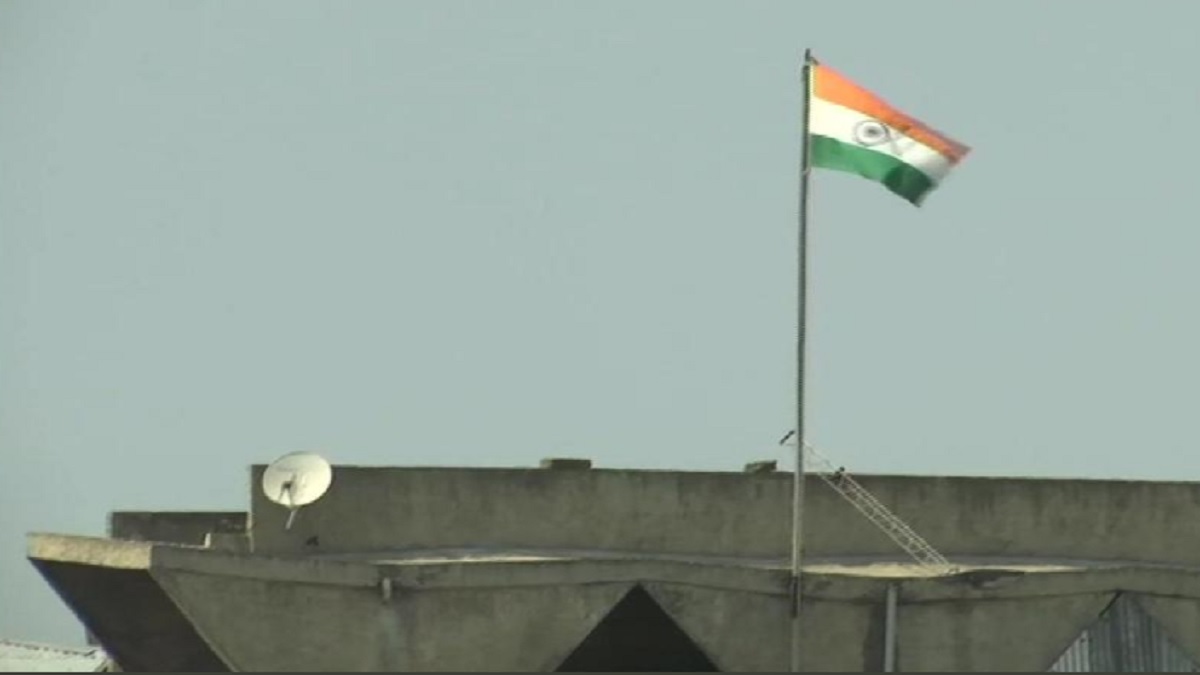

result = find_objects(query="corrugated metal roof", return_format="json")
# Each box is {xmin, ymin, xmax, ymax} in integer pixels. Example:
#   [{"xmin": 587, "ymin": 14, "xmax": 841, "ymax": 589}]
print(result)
[
  {"xmin": 0, "ymin": 640, "xmax": 109, "ymax": 673},
  {"xmin": 1049, "ymin": 594, "xmax": 1200, "ymax": 672}
]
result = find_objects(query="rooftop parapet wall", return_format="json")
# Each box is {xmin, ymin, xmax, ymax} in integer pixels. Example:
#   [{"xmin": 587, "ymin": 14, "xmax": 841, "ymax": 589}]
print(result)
[
  {"xmin": 250, "ymin": 467, "xmax": 799, "ymax": 558},
  {"xmin": 109, "ymin": 511, "xmax": 248, "ymax": 546},
  {"xmin": 248, "ymin": 466, "xmax": 1200, "ymax": 565},
  {"xmin": 856, "ymin": 475, "xmax": 1200, "ymax": 566}
]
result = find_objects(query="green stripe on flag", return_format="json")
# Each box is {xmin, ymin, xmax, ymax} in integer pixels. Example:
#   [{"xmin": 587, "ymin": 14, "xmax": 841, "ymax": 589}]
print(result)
[{"xmin": 810, "ymin": 135, "xmax": 936, "ymax": 206}]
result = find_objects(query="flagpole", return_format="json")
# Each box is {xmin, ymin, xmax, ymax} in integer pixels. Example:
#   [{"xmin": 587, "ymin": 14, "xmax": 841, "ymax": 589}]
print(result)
[{"xmin": 790, "ymin": 47, "xmax": 815, "ymax": 674}]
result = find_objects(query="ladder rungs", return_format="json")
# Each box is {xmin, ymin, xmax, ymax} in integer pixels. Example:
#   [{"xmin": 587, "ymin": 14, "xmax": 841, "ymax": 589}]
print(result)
[{"xmin": 813, "ymin": 462, "xmax": 952, "ymax": 570}]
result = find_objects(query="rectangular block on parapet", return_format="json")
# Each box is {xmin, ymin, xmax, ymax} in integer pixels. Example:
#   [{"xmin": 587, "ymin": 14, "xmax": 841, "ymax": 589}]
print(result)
[
  {"xmin": 540, "ymin": 458, "xmax": 593, "ymax": 470},
  {"xmin": 743, "ymin": 460, "xmax": 778, "ymax": 474}
]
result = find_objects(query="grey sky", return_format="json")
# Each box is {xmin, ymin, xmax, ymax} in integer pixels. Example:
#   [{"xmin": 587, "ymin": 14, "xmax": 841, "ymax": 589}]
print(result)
[{"xmin": 3, "ymin": 1, "xmax": 1199, "ymax": 644}]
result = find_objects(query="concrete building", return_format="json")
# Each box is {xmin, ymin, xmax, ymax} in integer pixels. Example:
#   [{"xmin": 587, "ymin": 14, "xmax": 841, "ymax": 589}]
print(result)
[{"xmin": 25, "ymin": 461, "xmax": 1200, "ymax": 672}]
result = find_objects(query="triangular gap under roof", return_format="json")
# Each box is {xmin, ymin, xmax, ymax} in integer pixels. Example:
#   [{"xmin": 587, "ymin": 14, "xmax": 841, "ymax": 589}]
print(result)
[
  {"xmin": 556, "ymin": 584, "xmax": 719, "ymax": 672},
  {"xmin": 1048, "ymin": 593, "xmax": 1200, "ymax": 672}
]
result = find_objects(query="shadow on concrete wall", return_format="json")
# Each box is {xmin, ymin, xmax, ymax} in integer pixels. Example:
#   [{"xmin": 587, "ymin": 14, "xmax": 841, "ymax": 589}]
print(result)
[
  {"xmin": 556, "ymin": 585, "xmax": 718, "ymax": 672},
  {"xmin": 32, "ymin": 561, "xmax": 228, "ymax": 672}
]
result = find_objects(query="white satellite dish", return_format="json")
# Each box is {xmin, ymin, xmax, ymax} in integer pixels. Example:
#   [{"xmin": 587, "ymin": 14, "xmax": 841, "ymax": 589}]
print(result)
[{"xmin": 262, "ymin": 451, "xmax": 333, "ymax": 530}]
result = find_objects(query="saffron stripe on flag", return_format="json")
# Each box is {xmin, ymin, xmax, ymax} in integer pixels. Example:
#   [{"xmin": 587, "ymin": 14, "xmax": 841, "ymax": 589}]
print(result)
[{"xmin": 812, "ymin": 63, "xmax": 970, "ymax": 164}]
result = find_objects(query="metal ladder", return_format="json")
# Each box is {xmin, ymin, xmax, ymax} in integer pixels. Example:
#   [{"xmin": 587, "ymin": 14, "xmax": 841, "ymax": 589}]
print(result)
[{"xmin": 784, "ymin": 437, "xmax": 955, "ymax": 574}]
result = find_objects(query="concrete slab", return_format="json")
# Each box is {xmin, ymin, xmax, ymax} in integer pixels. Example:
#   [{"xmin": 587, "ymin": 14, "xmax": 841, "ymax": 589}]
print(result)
[
  {"xmin": 153, "ymin": 563, "xmax": 638, "ymax": 672},
  {"xmin": 29, "ymin": 560, "xmax": 227, "ymax": 672},
  {"xmin": 897, "ymin": 592, "xmax": 1115, "ymax": 672},
  {"xmin": 32, "ymin": 530, "xmax": 1200, "ymax": 672},
  {"xmin": 397, "ymin": 584, "xmax": 636, "ymax": 671},
  {"xmin": 641, "ymin": 582, "xmax": 789, "ymax": 672},
  {"xmin": 152, "ymin": 566, "xmax": 402, "ymax": 672},
  {"xmin": 28, "ymin": 534, "xmax": 154, "ymax": 570}
]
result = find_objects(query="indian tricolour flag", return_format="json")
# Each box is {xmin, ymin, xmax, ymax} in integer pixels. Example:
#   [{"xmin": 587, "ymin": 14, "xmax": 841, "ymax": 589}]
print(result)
[{"xmin": 808, "ymin": 60, "xmax": 970, "ymax": 206}]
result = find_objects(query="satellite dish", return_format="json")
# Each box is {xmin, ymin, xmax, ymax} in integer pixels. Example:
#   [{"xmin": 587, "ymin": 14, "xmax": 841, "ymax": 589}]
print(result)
[{"xmin": 262, "ymin": 451, "xmax": 333, "ymax": 530}]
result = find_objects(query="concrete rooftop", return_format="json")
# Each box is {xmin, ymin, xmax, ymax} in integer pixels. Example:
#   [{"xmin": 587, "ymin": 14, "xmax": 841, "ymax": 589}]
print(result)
[{"xmin": 27, "ymin": 465, "xmax": 1200, "ymax": 671}]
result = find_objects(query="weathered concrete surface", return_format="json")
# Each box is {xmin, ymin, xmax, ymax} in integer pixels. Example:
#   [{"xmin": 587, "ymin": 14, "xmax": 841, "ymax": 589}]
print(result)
[
  {"xmin": 28, "ymin": 534, "xmax": 155, "ymax": 570},
  {"xmin": 641, "ymin": 583, "xmax": 787, "ymax": 671},
  {"xmin": 249, "ymin": 466, "xmax": 820, "ymax": 559},
  {"xmin": 904, "ymin": 566, "xmax": 1200, "ymax": 604},
  {"xmin": 143, "ymin": 549, "xmax": 1196, "ymax": 672},
  {"xmin": 35, "ymin": 464, "xmax": 1200, "ymax": 672},
  {"xmin": 643, "ymin": 583, "xmax": 883, "ymax": 672},
  {"xmin": 1136, "ymin": 594, "xmax": 1200, "ymax": 665},
  {"xmin": 152, "ymin": 568, "xmax": 399, "ymax": 672},
  {"xmin": 151, "ymin": 558, "xmax": 637, "ymax": 671},
  {"xmin": 142, "ymin": 544, "xmax": 386, "ymax": 671},
  {"xmin": 378, "ymin": 557, "xmax": 786, "ymax": 596},
  {"xmin": 249, "ymin": 466, "xmax": 1200, "ymax": 568},
  {"xmin": 860, "ymin": 476, "xmax": 1200, "ymax": 567},
  {"xmin": 798, "ymin": 598, "xmax": 886, "ymax": 673},
  {"xmin": 378, "ymin": 555, "xmax": 787, "ymax": 669},
  {"xmin": 38, "ymin": 530, "xmax": 1200, "ymax": 672},
  {"xmin": 393, "ymin": 584, "xmax": 636, "ymax": 671},
  {"xmin": 897, "ymin": 593, "xmax": 1115, "ymax": 672},
  {"xmin": 108, "ymin": 512, "xmax": 246, "ymax": 546},
  {"xmin": 29, "ymin": 554, "xmax": 227, "ymax": 672}
]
